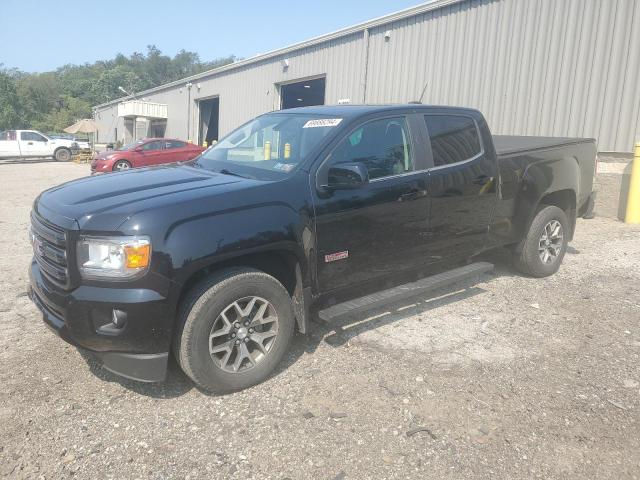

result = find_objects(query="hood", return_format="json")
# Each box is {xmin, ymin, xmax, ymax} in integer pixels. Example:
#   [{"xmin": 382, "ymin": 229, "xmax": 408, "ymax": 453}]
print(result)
[
  {"xmin": 94, "ymin": 150, "xmax": 120, "ymax": 161},
  {"xmin": 36, "ymin": 165, "xmax": 258, "ymax": 231},
  {"xmin": 49, "ymin": 138, "xmax": 75, "ymax": 147}
]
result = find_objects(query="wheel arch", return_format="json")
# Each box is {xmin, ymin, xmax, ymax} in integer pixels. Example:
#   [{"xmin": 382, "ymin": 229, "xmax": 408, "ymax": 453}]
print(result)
[
  {"xmin": 53, "ymin": 146, "xmax": 71, "ymax": 160},
  {"xmin": 175, "ymin": 248, "xmax": 311, "ymax": 335},
  {"xmin": 112, "ymin": 158, "xmax": 131, "ymax": 170},
  {"xmin": 535, "ymin": 188, "xmax": 577, "ymax": 240},
  {"xmin": 513, "ymin": 156, "xmax": 580, "ymax": 243}
]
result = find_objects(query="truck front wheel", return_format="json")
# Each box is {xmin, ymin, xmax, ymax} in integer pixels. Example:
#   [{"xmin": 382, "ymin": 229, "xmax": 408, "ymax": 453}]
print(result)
[
  {"xmin": 513, "ymin": 205, "xmax": 569, "ymax": 277},
  {"xmin": 54, "ymin": 148, "xmax": 71, "ymax": 162},
  {"xmin": 173, "ymin": 267, "xmax": 295, "ymax": 393}
]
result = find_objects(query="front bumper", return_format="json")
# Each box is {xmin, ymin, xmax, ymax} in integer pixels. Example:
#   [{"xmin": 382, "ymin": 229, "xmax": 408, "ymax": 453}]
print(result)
[
  {"xmin": 90, "ymin": 161, "xmax": 111, "ymax": 174},
  {"xmin": 28, "ymin": 259, "xmax": 172, "ymax": 382}
]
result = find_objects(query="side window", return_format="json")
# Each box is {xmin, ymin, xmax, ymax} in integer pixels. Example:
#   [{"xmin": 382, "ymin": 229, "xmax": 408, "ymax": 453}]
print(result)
[
  {"xmin": 331, "ymin": 117, "xmax": 413, "ymax": 180},
  {"xmin": 142, "ymin": 140, "xmax": 164, "ymax": 151},
  {"xmin": 20, "ymin": 132, "xmax": 46, "ymax": 142},
  {"xmin": 0, "ymin": 130, "xmax": 17, "ymax": 141},
  {"xmin": 165, "ymin": 140, "xmax": 186, "ymax": 149},
  {"xmin": 424, "ymin": 115, "xmax": 481, "ymax": 167}
]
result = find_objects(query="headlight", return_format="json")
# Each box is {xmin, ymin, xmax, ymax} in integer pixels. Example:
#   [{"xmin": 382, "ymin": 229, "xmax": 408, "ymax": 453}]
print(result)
[{"xmin": 77, "ymin": 236, "xmax": 151, "ymax": 280}]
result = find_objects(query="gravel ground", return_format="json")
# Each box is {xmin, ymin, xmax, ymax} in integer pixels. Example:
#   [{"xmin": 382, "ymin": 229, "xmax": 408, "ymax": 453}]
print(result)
[{"xmin": 1, "ymin": 161, "xmax": 639, "ymax": 479}]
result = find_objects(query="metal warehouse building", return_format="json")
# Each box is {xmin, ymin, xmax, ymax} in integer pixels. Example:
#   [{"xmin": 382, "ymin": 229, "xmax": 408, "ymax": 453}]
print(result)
[{"xmin": 93, "ymin": 0, "xmax": 640, "ymax": 153}]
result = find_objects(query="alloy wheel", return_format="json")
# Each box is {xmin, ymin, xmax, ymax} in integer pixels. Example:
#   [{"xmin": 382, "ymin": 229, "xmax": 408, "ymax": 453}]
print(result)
[
  {"xmin": 208, "ymin": 296, "xmax": 279, "ymax": 373},
  {"xmin": 538, "ymin": 220, "xmax": 564, "ymax": 264}
]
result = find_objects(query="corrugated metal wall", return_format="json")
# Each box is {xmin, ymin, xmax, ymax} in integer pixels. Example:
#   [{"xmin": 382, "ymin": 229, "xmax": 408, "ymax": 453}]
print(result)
[
  {"xmin": 94, "ymin": 0, "xmax": 640, "ymax": 152},
  {"xmin": 365, "ymin": 0, "xmax": 640, "ymax": 152},
  {"xmin": 95, "ymin": 32, "xmax": 366, "ymax": 144}
]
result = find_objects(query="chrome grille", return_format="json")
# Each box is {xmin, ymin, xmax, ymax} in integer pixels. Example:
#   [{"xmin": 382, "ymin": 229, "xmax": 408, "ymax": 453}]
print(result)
[{"xmin": 30, "ymin": 212, "xmax": 69, "ymax": 288}]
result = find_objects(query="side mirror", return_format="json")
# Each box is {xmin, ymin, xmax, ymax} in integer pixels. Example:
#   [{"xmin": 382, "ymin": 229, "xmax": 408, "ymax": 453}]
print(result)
[
  {"xmin": 326, "ymin": 163, "xmax": 369, "ymax": 190},
  {"xmin": 134, "ymin": 147, "xmax": 144, "ymax": 152}
]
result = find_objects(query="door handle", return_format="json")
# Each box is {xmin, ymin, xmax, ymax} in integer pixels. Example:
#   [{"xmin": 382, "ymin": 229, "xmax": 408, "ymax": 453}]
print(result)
[{"xmin": 27, "ymin": 142, "xmax": 33, "ymax": 145}]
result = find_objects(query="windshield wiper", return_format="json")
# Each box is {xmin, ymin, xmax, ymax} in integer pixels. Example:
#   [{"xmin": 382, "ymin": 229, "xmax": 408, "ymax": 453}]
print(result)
[{"xmin": 219, "ymin": 168, "xmax": 250, "ymax": 179}]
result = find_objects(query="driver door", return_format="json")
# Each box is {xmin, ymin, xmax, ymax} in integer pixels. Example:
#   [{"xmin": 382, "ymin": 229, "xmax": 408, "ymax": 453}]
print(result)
[
  {"xmin": 313, "ymin": 114, "xmax": 432, "ymax": 293},
  {"xmin": 19, "ymin": 131, "xmax": 50, "ymax": 156},
  {"xmin": 136, "ymin": 140, "xmax": 165, "ymax": 166}
]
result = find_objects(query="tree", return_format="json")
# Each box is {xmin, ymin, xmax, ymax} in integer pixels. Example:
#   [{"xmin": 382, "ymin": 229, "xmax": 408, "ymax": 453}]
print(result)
[
  {"xmin": 2, "ymin": 48, "xmax": 236, "ymax": 132},
  {"xmin": 0, "ymin": 70, "xmax": 21, "ymax": 129},
  {"xmin": 91, "ymin": 66, "xmax": 148, "ymax": 103}
]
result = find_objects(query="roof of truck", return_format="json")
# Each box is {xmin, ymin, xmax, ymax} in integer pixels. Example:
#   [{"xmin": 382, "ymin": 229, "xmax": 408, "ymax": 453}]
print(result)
[{"xmin": 277, "ymin": 104, "xmax": 478, "ymax": 117}]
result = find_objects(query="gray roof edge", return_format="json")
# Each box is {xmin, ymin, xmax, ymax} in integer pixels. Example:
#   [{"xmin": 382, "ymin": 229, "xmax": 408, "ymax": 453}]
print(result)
[{"xmin": 93, "ymin": 0, "xmax": 462, "ymax": 110}]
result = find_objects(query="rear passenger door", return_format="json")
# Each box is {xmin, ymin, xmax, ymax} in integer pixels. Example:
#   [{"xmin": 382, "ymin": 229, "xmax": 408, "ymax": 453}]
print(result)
[
  {"xmin": 313, "ymin": 114, "xmax": 432, "ymax": 292},
  {"xmin": 423, "ymin": 113, "xmax": 498, "ymax": 261},
  {"xmin": 0, "ymin": 131, "xmax": 20, "ymax": 157},
  {"xmin": 160, "ymin": 140, "xmax": 188, "ymax": 163}
]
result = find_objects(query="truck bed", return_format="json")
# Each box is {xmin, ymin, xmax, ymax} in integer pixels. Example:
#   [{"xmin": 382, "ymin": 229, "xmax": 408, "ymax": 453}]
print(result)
[
  {"xmin": 491, "ymin": 134, "xmax": 597, "ymax": 236},
  {"xmin": 493, "ymin": 135, "xmax": 596, "ymax": 157}
]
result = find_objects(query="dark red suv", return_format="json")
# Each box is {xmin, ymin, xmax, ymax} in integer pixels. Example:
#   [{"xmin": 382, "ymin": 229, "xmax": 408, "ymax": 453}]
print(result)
[{"xmin": 91, "ymin": 138, "xmax": 205, "ymax": 173}]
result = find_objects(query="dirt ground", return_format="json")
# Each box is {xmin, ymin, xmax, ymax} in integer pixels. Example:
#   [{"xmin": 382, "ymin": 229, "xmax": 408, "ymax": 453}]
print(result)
[{"xmin": 1, "ymin": 160, "xmax": 639, "ymax": 480}]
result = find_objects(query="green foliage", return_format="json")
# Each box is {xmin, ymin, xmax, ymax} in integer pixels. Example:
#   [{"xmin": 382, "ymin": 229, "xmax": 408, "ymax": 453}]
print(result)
[
  {"xmin": 0, "ymin": 69, "xmax": 23, "ymax": 128},
  {"xmin": 0, "ymin": 47, "xmax": 236, "ymax": 132}
]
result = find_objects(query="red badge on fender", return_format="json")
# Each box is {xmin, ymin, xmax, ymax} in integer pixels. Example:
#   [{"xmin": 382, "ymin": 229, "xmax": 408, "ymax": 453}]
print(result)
[{"xmin": 325, "ymin": 251, "xmax": 349, "ymax": 263}]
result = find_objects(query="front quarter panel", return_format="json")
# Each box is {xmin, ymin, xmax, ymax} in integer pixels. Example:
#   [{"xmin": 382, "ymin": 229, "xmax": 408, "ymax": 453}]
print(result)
[
  {"xmin": 165, "ymin": 202, "xmax": 306, "ymax": 282},
  {"xmin": 117, "ymin": 174, "xmax": 313, "ymax": 309}
]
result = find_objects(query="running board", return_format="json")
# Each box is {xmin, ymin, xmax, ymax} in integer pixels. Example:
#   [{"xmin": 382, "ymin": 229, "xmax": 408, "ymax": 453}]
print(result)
[{"xmin": 318, "ymin": 262, "xmax": 494, "ymax": 322}]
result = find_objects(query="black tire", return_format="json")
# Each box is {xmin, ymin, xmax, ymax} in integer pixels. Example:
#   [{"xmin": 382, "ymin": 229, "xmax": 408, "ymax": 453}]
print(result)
[
  {"xmin": 513, "ymin": 205, "xmax": 569, "ymax": 277},
  {"xmin": 173, "ymin": 267, "xmax": 295, "ymax": 393},
  {"xmin": 54, "ymin": 148, "xmax": 71, "ymax": 162},
  {"xmin": 112, "ymin": 160, "xmax": 132, "ymax": 172}
]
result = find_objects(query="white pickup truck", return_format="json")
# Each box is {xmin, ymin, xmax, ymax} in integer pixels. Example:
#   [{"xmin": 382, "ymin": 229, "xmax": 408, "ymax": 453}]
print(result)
[{"xmin": 0, "ymin": 130, "xmax": 82, "ymax": 161}]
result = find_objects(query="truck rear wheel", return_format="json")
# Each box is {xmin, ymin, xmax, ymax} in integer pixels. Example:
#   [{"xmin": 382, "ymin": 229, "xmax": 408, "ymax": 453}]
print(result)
[
  {"xmin": 174, "ymin": 267, "xmax": 295, "ymax": 393},
  {"xmin": 513, "ymin": 205, "xmax": 569, "ymax": 277},
  {"xmin": 54, "ymin": 148, "xmax": 71, "ymax": 162}
]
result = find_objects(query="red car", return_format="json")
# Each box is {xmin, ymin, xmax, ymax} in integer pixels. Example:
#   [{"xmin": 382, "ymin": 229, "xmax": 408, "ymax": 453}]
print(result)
[{"xmin": 91, "ymin": 138, "xmax": 205, "ymax": 173}]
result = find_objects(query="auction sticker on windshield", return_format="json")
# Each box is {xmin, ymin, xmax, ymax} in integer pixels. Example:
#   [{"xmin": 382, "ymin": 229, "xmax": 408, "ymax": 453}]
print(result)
[{"xmin": 303, "ymin": 119, "xmax": 342, "ymax": 128}]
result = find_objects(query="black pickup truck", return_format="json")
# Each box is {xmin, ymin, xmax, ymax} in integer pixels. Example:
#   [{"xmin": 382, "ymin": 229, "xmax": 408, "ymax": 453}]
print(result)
[{"xmin": 28, "ymin": 105, "xmax": 596, "ymax": 391}]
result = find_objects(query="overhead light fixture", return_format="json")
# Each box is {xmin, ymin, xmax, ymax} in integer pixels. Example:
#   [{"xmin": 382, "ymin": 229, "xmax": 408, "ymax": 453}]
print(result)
[{"xmin": 304, "ymin": 85, "xmax": 311, "ymax": 89}]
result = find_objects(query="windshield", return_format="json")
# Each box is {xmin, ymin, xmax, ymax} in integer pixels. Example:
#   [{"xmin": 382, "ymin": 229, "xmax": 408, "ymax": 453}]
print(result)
[
  {"xmin": 195, "ymin": 113, "xmax": 342, "ymax": 178},
  {"xmin": 119, "ymin": 140, "xmax": 145, "ymax": 151}
]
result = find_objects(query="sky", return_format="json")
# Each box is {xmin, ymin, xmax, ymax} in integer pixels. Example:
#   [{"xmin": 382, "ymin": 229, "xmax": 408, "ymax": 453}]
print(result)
[{"xmin": 0, "ymin": 0, "xmax": 424, "ymax": 72}]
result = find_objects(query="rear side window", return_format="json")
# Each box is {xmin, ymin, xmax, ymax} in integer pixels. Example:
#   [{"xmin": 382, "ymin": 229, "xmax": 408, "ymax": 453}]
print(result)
[
  {"xmin": 165, "ymin": 140, "xmax": 186, "ymax": 149},
  {"xmin": 0, "ymin": 130, "xmax": 17, "ymax": 141},
  {"xmin": 424, "ymin": 115, "xmax": 481, "ymax": 167}
]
